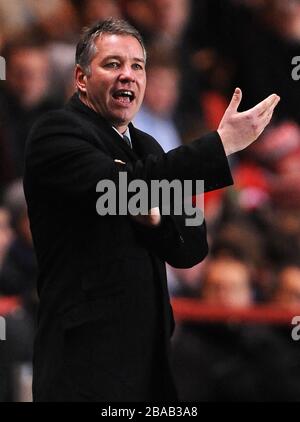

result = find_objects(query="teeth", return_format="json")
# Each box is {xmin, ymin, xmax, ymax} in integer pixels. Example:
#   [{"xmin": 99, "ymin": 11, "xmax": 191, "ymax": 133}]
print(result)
[{"xmin": 115, "ymin": 90, "xmax": 133, "ymax": 97}]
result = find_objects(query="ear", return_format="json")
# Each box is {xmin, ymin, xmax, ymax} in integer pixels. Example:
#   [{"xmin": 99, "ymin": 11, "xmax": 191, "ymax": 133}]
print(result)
[{"xmin": 75, "ymin": 64, "xmax": 88, "ymax": 94}]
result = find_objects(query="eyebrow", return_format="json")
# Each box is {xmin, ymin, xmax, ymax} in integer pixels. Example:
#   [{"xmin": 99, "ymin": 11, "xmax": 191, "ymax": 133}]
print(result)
[{"xmin": 102, "ymin": 55, "xmax": 145, "ymax": 63}]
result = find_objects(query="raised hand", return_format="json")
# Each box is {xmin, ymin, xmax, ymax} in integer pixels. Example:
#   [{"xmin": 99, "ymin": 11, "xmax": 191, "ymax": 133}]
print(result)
[{"xmin": 217, "ymin": 88, "xmax": 280, "ymax": 156}]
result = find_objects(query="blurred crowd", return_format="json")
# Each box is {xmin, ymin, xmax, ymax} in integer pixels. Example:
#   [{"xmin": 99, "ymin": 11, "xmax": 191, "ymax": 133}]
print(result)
[{"xmin": 0, "ymin": 0, "xmax": 300, "ymax": 401}]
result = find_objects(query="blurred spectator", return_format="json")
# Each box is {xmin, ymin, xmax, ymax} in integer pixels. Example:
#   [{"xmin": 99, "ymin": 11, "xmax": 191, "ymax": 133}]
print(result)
[
  {"xmin": 0, "ymin": 206, "xmax": 13, "ymax": 269},
  {"xmin": 0, "ymin": 0, "xmax": 37, "ymax": 40},
  {"xmin": 170, "ymin": 253, "xmax": 255, "ymax": 303},
  {"xmin": 0, "ymin": 40, "xmax": 61, "ymax": 178},
  {"xmin": 200, "ymin": 256, "xmax": 253, "ymax": 308},
  {"xmin": 170, "ymin": 216, "xmax": 267, "ymax": 300},
  {"xmin": 147, "ymin": 0, "xmax": 191, "ymax": 48},
  {"xmin": 257, "ymin": 121, "xmax": 300, "ymax": 210},
  {"xmin": 0, "ymin": 180, "xmax": 38, "ymax": 319},
  {"xmin": 3, "ymin": 41, "xmax": 50, "ymax": 109},
  {"xmin": 74, "ymin": 0, "xmax": 122, "ymax": 27},
  {"xmin": 172, "ymin": 313, "xmax": 300, "ymax": 401},
  {"xmin": 273, "ymin": 265, "xmax": 300, "ymax": 311},
  {"xmin": 0, "ymin": 310, "xmax": 34, "ymax": 402},
  {"xmin": 123, "ymin": 0, "xmax": 190, "ymax": 49},
  {"xmin": 172, "ymin": 255, "xmax": 300, "ymax": 401},
  {"xmin": 260, "ymin": 206, "xmax": 300, "ymax": 279},
  {"xmin": 210, "ymin": 217, "xmax": 274, "ymax": 300},
  {"xmin": 250, "ymin": 0, "xmax": 300, "ymax": 43},
  {"xmin": 134, "ymin": 52, "xmax": 182, "ymax": 151},
  {"xmin": 35, "ymin": 0, "xmax": 79, "ymax": 43},
  {"xmin": 0, "ymin": 181, "xmax": 36, "ymax": 402},
  {"xmin": 120, "ymin": 0, "xmax": 153, "ymax": 35},
  {"xmin": 32, "ymin": 1, "xmax": 79, "ymax": 99},
  {"xmin": 0, "ymin": 0, "xmax": 78, "ymax": 42}
]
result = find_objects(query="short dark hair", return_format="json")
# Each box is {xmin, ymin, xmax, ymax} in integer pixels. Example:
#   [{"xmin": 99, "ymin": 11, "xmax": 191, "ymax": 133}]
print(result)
[{"xmin": 75, "ymin": 18, "xmax": 146, "ymax": 75}]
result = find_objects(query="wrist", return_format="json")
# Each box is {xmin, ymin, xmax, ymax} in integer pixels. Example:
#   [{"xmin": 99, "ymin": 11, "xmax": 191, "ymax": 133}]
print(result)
[{"xmin": 217, "ymin": 129, "xmax": 232, "ymax": 156}]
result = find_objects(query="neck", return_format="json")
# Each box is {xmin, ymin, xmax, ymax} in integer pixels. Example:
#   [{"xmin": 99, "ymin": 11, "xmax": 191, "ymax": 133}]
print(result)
[
  {"xmin": 78, "ymin": 92, "xmax": 98, "ymax": 113},
  {"xmin": 78, "ymin": 93, "xmax": 129, "ymax": 134},
  {"xmin": 114, "ymin": 124, "xmax": 128, "ymax": 134}
]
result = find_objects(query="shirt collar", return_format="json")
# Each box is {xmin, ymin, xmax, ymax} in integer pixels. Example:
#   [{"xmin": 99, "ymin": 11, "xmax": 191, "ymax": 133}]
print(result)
[{"xmin": 112, "ymin": 126, "xmax": 131, "ymax": 142}]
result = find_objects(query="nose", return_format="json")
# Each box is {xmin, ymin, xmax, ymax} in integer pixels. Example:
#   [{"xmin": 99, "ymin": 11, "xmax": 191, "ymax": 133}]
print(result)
[{"xmin": 118, "ymin": 64, "xmax": 135, "ymax": 83}]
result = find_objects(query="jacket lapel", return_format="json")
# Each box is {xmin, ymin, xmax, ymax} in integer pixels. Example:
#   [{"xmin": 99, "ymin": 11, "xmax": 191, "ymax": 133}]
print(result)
[{"xmin": 66, "ymin": 93, "xmax": 141, "ymax": 161}]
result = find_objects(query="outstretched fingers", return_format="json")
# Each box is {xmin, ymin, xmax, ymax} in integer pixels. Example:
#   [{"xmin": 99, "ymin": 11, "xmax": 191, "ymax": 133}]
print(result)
[
  {"xmin": 259, "ymin": 97, "xmax": 280, "ymax": 122},
  {"xmin": 255, "ymin": 103, "xmax": 279, "ymax": 138},
  {"xmin": 252, "ymin": 94, "xmax": 280, "ymax": 117},
  {"xmin": 258, "ymin": 95, "xmax": 280, "ymax": 129},
  {"xmin": 260, "ymin": 109, "xmax": 275, "ymax": 130}
]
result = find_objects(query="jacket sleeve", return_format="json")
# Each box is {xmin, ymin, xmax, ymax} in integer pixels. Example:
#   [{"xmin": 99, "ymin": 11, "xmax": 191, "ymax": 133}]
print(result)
[
  {"xmin": 25, "ymin": 111, "xmax": 233, "ymax": 201},
  {"xmin": 132, "ymin": 212, "xmax": 208, "ymax": 268}
]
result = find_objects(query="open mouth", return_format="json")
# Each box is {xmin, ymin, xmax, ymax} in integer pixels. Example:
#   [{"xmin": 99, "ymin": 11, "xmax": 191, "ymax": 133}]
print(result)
[{"xmin": 112, "ymin": 89, "xmax": 135, "ymax": 104}]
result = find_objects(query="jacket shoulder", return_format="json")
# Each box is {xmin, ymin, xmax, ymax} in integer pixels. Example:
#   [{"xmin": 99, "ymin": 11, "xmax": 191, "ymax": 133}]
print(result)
[{"xmin": 28, "ymin": 108, "xmax": 84, "ymax": 141}]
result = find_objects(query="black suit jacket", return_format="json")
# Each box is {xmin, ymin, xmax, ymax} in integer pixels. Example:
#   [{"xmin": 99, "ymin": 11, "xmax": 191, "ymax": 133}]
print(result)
[{"xmin": 24, "ymin": 93, "xmax": 233, "ymax": 401}]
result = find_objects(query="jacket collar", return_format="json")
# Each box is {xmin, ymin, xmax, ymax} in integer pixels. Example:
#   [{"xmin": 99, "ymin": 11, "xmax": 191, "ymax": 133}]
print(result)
[
  {"xmin": 65, "ymin": 92, "xmax": 110, "ymax": 129},
  {"xmin": 65, "ymin": 93, "xmax": 143, "ymax": 160}
]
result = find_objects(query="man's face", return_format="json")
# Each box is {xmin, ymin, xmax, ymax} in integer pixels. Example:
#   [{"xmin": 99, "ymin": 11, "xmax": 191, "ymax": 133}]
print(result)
[
  {"xmin": 202, "ymin": 259, "xmax": 252, "ymax": 308},
  {"xmin": 77, "ymin": 34, "xmax": 146, "ymax": 131},
  {"xmin": 144, "ymin": 66, "xmax": 179, "ymax": 116},
  {"xmin": 276, "ymin": 267, "xmax": 300, "ymax": 310},
  {"xmin": 7, "ymin": 48, "xmax": 50, "ymax": 108}
]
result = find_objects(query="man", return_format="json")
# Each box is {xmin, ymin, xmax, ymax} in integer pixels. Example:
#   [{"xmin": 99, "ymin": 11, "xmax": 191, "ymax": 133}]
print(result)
[
  {"xmin": 274, "ymin": 264, "xmax": 300, "ymax": 310},
  {"xmin": 134, "ymin": 52, "xmax": 182, "ymax": 152},
  {"xmin": 200, "ymin": 256, "xmax": 253, "ymax": 309},
  {"xmin": 24, "ymin": 18, "xmax": 279, "ymax": 401},
  {"xmin": 0, "ymin": 40, "xmax": 60, "ymax": 180}
]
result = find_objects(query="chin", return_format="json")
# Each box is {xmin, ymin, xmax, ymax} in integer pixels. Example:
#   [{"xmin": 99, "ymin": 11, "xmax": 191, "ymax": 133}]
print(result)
[
  {"xmin": 114, "ymin": 114, "xmax": 132, "ymax": 125},
  {"xmin": 109, "ymin": 117, "xmax": 129, "ymax": 129}
]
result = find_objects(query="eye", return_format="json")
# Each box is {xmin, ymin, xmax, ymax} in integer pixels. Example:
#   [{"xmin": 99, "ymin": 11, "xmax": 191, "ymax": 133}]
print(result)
[
  {"xmin": 132, "ymin": 63, "xmax": 143, "ymax": 70},
  {"xmin": 105, "ymin": 62, "xmax": 120, "ymax": 69}
]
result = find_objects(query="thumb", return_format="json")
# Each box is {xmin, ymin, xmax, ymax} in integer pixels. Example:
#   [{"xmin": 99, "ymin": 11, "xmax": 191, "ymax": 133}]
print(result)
[{"xmin": 226, "ymin": 87, "xmax": 242, "ymax": 114}]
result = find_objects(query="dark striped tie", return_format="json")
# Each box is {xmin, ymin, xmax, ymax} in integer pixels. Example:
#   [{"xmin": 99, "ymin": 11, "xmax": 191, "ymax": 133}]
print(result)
[{"xmin": 123, "ymin": 134, "xmax": 132, "ymax": 149}]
